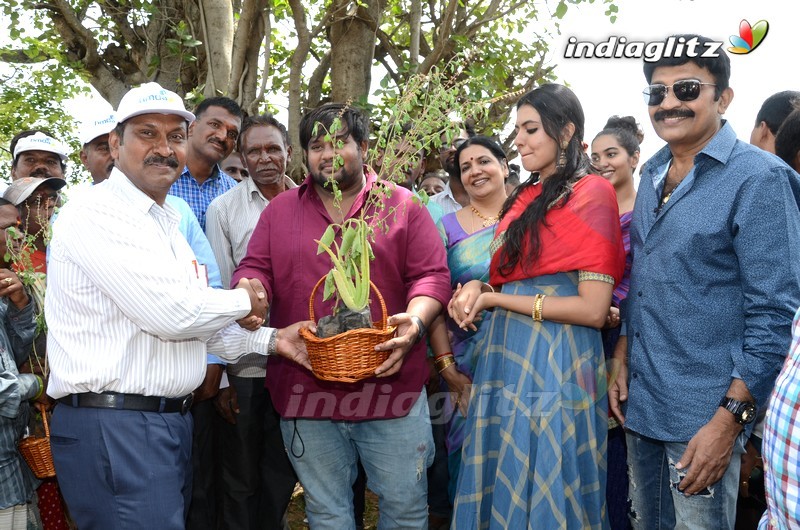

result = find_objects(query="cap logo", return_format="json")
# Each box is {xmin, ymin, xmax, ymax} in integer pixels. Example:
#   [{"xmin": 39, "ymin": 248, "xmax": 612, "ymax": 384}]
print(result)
[
  {"xmin": 94, "ymin": 116, "xmax": 116, "ymax": 127},
  {"xmin": 138, "ymin": 92, "xmax": 170, "ymax": 104}
]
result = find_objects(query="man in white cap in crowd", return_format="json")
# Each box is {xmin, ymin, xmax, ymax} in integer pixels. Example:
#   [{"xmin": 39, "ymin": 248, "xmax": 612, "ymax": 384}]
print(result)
[
  {"xmin": 78, "ymin": 112, "xmax": 117, "ymax": 184},
  {"xmin": 2, "ymin": 176, "xmax": 67, "ymax": 271},
  {"xmin": 44, "ymin": 82, "xmax": 313, "ymax": 529},
  {"xmin": 10, "ymin": 131, "xmax": 70, "ymax": 181}
]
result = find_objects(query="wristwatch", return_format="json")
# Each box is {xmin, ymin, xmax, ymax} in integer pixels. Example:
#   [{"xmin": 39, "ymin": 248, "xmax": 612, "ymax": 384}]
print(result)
[
  {"xmin": 718, "ymin": 396, "xmax": 757, "ymax": 425},
  {"xmin": 267, "ymin": 330, "xmax": 278, "ymax": 355},
  {"xmin": 409, "ymin": 315, "xmax": 426, "ymax": 344}
]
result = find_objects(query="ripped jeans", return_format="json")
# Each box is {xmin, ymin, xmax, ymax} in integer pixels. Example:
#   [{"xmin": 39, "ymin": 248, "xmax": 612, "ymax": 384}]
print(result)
[
  {"xmin": 280, "ymin": 389, "xmax": 434, "ymax": 530},
  {"xmin": 625, "ymin": 430, "xmax": 746, "ymax": 530}
]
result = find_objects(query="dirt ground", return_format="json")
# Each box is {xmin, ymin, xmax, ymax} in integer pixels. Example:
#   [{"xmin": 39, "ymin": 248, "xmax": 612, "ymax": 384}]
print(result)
[{"xmin": 286, "ymin": 486, "xmax": 379, "ymax": 529}]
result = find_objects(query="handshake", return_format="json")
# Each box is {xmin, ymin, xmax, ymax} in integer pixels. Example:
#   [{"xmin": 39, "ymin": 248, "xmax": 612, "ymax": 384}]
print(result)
[
  {"xmin": 233, "ymin": 277, "xmax": 317, "ymax": 369},
  {"xmin": 235, "ymin": 278, "xmax": 268, "ymax": 331}
]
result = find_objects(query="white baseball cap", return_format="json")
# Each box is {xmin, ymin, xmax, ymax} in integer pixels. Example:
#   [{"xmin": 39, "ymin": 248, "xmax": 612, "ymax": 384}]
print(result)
[
  {"xmin": 80, "ymin": 111, "xmax": 117, "ymax": 146},
  {"xmin": 3, "ymin": 176, "xmax": 67, "ymax": 206},
  {"xmin": 115, "ymin": 82, "xmax": 195, "ymax": 125},
  {"xmin": 13, "ymin": 132, "xmax": 70, "ymax": 161}
]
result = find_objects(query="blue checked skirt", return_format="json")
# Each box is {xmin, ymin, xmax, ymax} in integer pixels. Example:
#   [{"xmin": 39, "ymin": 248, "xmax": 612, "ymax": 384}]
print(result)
[{"xmin": 452, "ymin": 272, "xmax": 609, "ymax": 529}]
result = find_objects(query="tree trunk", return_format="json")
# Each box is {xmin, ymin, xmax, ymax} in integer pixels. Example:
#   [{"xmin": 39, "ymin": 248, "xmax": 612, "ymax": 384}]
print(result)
[
  {"xmin": 229, "ymin": 0, "xmax": 269, "ymax": 112},
  {"xmin": 329, "ymin": 0, "xmax": 386, "ymax": 102},
  {"xmin": 409, "ymin": 0, "xmax": 421, "ymax": 70},
  {"xmin": 192, "ymin": 0, "xmax": 234, "ymax": 97}
]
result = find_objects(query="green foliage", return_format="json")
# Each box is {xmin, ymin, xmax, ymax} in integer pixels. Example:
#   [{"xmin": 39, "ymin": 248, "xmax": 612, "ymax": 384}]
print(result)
[
  {"xmin": 0, "ymin": 0, "xmax": 619, "ymax": 186},
  {"xmin": 0, "ymin": 62, "xmax": 86, "ymax": 184}
]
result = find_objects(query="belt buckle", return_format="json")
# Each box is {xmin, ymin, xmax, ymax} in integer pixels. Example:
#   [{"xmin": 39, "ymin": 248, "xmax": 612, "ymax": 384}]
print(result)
[{"xmin": 180, "ymin": 393, "xmax": 194, "ymax": 415}]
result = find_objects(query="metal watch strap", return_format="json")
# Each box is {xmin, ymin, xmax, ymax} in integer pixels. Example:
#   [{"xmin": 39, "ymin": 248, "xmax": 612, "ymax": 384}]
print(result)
[
  {"xmin": 719, "ymin": 396, "xmax": 755, "ymax": 424},
  {"xmin": 267, "ymin": 330, "xmax": 278, "ymax": 355}
]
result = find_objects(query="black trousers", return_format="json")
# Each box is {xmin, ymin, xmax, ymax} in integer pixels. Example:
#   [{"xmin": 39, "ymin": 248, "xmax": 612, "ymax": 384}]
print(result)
[{"xmin": 217, "ymin": 375, "xmax": 298, "ymax": 530}]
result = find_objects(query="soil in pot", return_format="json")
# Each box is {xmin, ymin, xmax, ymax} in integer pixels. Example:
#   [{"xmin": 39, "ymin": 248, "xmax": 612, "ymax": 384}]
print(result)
[{"xmin": 316, "ymin": 307, "xmax": 373, "ymax": 338}]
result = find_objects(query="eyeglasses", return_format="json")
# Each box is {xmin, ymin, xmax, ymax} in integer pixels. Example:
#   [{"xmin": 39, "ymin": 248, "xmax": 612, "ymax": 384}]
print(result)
[
  {"xmin": 439, "ymin": 138, "xmax": 466, "ymax": 153},
  {"xmin": 642, "ymin": 79, "xmax": 716, "ymax": 106}
]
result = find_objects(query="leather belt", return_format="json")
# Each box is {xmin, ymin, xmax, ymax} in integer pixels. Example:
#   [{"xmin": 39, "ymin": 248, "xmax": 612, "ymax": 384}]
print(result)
[{"xmin": 58, "ymin": 392, "xmax": 194, "ymax": 415}]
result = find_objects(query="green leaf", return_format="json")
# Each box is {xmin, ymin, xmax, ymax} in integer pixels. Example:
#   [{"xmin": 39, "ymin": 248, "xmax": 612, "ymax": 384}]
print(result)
[
  {"xmin": 554, "ymin": 1, "xmax": 568, "ymax": 19},
  {"xmin": 340, "ymin": 226, "xmax": 357, "ymax": 256},
  {"xmin": 323, "ymin": 271, "xmax": 336, "ymax": 301},
  {"xmin": 317, "ymin": 225, "xmax": 336, "ymax": 254}
]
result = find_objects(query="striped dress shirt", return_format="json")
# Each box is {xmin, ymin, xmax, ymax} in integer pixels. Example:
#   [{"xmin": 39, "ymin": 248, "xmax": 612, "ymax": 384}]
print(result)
[
  {"xmin": 759, "ymin": 307, "xmax": 800, "ymax": 530},
  {"xmin": 429, "ymin": 181, "xmax": 462, "ymax": 216},
  {"xmin": 45, "ymin": 169, "xmax": 274, "ymax": 399}
]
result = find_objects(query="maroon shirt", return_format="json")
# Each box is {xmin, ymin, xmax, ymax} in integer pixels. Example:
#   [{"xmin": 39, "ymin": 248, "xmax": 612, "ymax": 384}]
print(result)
[{"xmin": 232, "ymin": 169, "xmax": 451, "ymax": 420}]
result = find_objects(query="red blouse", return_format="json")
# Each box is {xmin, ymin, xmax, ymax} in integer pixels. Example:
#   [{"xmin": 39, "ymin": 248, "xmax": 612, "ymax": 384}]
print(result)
[{"xmin": 490, "ymin": 174, "xmax": 624, "ymax": 285}]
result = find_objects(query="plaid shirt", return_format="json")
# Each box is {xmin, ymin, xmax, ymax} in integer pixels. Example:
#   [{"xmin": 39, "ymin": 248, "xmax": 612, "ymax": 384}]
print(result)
[
  {"xmin": 168, "ymin": 165, "xmax": 237, "ymax": 231},
  {"xmin": 760, "ymin": 307, "xmax": 800, "ymax": 530}
]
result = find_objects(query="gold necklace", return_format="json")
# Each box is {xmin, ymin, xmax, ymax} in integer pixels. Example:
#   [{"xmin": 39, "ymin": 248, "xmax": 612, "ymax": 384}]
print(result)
[{"xmin": 470, "ymin": 205, "xmax": 500, "ymax": 228}]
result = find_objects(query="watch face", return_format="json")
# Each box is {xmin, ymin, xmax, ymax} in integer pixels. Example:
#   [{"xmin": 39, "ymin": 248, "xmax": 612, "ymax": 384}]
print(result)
[{"xmin": 740, "ymin": 404, "xmax": 757, "ymax": 424}]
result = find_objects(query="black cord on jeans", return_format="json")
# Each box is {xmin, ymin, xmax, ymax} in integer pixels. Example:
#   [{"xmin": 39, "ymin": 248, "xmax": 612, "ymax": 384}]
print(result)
[{"xmin": 290, "ymin": 418, "xmax": 305, "ymax": 458}]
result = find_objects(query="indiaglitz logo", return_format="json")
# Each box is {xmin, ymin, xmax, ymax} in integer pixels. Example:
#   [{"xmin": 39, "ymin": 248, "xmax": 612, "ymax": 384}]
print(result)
[
  {"xmin": 563, "ymin": 35, "xmax": 723, "ymax": 62},
  {"xmin": 727, "ymin": 19, "xmax": 769, "ymax": 54}
]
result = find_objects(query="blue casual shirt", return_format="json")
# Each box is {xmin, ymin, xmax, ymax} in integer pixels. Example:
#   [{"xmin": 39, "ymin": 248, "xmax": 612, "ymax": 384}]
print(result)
[
  {"xmin": 624, "ymin": 121, "xmax": 800, "ymax": 441},
  {"xmin": 164, "ymin": 195, "xmax": 225, "ymax": 365},
  {"xmin": 168, "ymin": 166, "xmax": 237, "ymax": 231}
]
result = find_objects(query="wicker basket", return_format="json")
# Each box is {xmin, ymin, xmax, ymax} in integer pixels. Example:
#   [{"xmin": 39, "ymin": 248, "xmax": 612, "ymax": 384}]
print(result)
[
  {"xmin": 299, "ymin": 276, "xmax": 396, "ymax": 383},
  {"xmin": 19, "ymin": 403, "xmax": 56, "ymax": 479}
]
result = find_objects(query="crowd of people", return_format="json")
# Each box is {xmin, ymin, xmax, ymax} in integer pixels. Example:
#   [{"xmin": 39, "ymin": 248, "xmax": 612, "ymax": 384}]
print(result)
[{"xmin": 0, "ymin": 32, "xmax": 798, "ymax": 530}]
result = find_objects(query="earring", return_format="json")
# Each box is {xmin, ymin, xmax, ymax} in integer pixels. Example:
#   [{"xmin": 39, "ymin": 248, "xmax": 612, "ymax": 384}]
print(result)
[{"xmin": 556, "ymin": 141, "xmax": 568, "ymax": 170}]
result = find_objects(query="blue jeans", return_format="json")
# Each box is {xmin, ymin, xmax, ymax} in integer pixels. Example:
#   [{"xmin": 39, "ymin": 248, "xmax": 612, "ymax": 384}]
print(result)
[
  {"xmin": 280, "ymin": 389, "xmax": 434, "ymax": 530},
  {"xmin": 626, "ymin": 430, "xmax": 746, "ymax": 530}
]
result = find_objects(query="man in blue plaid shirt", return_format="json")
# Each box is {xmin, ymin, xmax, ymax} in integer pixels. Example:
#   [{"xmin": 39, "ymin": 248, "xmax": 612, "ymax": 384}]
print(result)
[
  {"xmin": 168, "ymin": 95, "xmax": 242, "ymax": 530},
  {"xmin": 169, "ymin": 96, "xmax": 242, "ymax": 230}
]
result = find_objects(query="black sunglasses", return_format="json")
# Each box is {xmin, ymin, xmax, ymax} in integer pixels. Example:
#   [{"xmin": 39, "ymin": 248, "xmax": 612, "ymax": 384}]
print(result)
[{"xmin": 642, "ymin": 79, "xmax": 717, "ymax": 106}]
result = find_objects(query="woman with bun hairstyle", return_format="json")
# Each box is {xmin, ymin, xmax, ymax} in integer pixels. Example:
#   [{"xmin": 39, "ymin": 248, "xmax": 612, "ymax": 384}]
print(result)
[
  {"xmin": 449, "ymin": 84, "xmax": 625, "ymax": 528},
  {"xmin": 590, "ymin": 116, "xmax": 643, "ymax": 529}
]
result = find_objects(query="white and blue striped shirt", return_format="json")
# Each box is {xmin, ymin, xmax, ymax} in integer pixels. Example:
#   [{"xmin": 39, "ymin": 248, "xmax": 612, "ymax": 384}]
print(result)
[{"xmin": 45, "ymin": 168, "xmax": 274, "ymax": 399}]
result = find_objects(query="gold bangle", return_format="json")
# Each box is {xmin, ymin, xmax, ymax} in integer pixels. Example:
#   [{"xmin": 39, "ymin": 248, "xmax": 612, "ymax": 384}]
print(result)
[
  {"xmin": 436, "ymin": 355, "xmax": 456, "ymax": 373},
  {"xmin": 532, "ymin": 294, "xmax": 546, "ymax": 322},
  {"xmin": 537, "ymin": 294, "xmax": 547, "ymax": 321},
  {"xmin": 434, "ymin": 352, "xmax": 452, "ymax": 365},
  {"xmin": 434, "ymin": 354, "xmax": 455, "ymax": 371}
]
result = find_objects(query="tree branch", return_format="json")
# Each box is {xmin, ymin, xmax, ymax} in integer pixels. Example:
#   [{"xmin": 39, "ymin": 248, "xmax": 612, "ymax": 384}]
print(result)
[
  {"xmin": 307, "ymin": 51, "xmax": 331, "ymax": 109},
  {"xmin": 0, "ymin": 48, "xmax": 52, "ymax": 64},
  {"xmin": 417, "ymin": 0, "xmax": 458, "ymax": 74}
]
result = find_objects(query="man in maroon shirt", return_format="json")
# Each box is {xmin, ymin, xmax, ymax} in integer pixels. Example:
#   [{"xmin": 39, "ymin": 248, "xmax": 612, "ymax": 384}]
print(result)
[{"xmin": 233, "ymin": 103, "xmax": 451, "ymax": 529}]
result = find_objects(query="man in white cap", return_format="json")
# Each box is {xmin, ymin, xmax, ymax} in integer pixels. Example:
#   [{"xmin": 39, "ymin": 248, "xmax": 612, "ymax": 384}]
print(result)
[
  {"xmin": 78, "ymin": 107, "xmax": 232, "ymax": 401},
  {"xmin": 44, "ymin": 82, "xmax": 313, "ymax": 529},
  {"xmin": 10, "ymin": 131, "xmax": 70, "ymax": 181},
  {"xmin": 2, "ymin": 176, "xmax": 67, "ymax": 272},
  {"xmin": 78, "ymin": 111, "xmax": 117, "ymax": 183}
]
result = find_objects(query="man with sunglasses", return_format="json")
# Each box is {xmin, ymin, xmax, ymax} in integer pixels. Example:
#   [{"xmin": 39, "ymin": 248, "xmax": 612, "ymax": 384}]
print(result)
[{"xmin": 608, "ymin": 34, "xmax": 800, "ymax": 529}]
